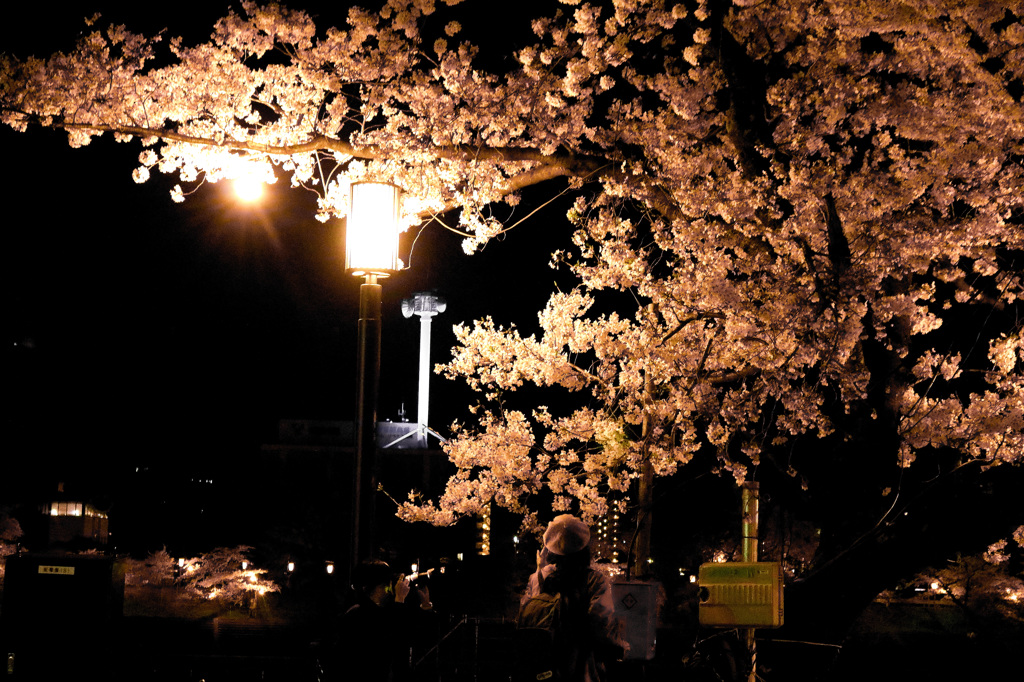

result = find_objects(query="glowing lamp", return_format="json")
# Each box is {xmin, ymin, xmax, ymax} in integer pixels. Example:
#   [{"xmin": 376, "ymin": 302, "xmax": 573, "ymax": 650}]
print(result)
[
  {"xmin": 233, "ymin": 176, "xmax": 264, "ymax": 202},
  {"xmin": 346, "ymin": 181, "xmax": 402, "ymax": 277}
]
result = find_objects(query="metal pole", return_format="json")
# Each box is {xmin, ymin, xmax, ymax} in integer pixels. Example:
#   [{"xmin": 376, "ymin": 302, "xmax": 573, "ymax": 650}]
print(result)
[
  {"xmin": 352, "ymin": 276, "xmax": 382, "ymax": 564},
  {"xmin": 742, "ymin": 482, "xmax": 759, "ymax": 562},
  {"xmin": 742, "ymin": 481, "xmax": 759, "ymax": 682},
  {"xmin": 402, "ymin": 293, "xmax": 445, "ymax": 447},
  {"xmin": 417, "ymin": 313, "xmax": 431, "ymax": 440}
]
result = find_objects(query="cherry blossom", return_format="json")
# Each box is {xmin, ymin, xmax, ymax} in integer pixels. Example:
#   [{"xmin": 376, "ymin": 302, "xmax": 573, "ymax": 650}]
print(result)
[{"xmin": 2, "ymin": 1, "xmax": 1023, "ymax": 556}]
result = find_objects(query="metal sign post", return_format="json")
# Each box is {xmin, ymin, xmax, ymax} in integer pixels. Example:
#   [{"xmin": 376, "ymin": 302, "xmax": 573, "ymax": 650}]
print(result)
[{"xmin": 741, "ymin": 481, "xmax": 759, "ymax": 682}]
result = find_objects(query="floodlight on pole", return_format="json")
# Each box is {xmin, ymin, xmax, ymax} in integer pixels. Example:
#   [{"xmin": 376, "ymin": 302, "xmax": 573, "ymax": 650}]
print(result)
[
  {"xmin": 347, "ymin": 181, "xmax": 402, "ymax": 567},
  {"xmin": 401, "ymin": 292, "xmax": 446, "ymax": 445}
]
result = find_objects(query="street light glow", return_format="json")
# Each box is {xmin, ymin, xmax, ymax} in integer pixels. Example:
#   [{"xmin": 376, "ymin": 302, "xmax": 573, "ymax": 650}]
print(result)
[
  {"xmin": 346, "ymin": 181, "xmax": 402, "ymax": 276},
  {"xmin": 233, "ymin": 176, "xmax": 264, "ymax": 202}
]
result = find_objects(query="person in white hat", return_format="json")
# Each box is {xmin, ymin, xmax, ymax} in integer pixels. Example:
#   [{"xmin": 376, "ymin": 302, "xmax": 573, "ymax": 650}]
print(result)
[{"xmin": 518, "ymin": 515, "xmax": 628, "ymax": 682}]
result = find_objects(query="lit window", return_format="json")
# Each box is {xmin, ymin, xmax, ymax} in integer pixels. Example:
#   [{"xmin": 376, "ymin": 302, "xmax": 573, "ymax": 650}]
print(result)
[{"xmin": 49, "ymin": 502, "xmax": 84, "ymax": 517}]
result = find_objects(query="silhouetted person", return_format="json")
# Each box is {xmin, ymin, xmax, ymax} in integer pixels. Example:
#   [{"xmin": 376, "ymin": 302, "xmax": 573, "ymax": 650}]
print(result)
[
  {"xmin": 519, "ymin": 515, "xmax": 628, "ymax": 682},
  {"xmin": 327, "ymin": 559, "xmax": 433, "ymax": 681}
]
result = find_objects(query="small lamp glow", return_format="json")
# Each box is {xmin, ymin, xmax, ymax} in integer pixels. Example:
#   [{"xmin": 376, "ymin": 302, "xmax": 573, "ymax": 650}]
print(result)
[
  {"xmin": 326, "ymin": 561, "xmax": 335, "ymax": 575},
  {"xmin": 287, "ymin": 561, "xmax": 295, "ymax": 572},
  {"xmin": 346, "ymin": 182, "xmax": 402, "ymax": 277}
]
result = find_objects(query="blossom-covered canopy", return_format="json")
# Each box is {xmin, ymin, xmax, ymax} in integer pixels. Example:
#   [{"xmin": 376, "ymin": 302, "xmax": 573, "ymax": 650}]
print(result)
[{"xmin": 3, "ymin": 0, "xmax": 1022, "ymax": 541}]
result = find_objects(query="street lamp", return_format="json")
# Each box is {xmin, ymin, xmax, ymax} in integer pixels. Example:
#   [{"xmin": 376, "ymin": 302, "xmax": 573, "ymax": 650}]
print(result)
[
  {"xmin": 346, "ymin": 181, "xmax": 402, "ymax": 565},
  {"xmin": 347, "ymin": 182, "xmax": 402, "ymax": 275}
]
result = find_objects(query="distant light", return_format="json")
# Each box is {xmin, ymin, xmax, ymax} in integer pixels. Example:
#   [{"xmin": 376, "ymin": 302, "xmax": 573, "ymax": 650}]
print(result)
[
  {"xmin": 690, "ymin": 574, "xmax": 698, "ymax": 584},
  {"xmin": 287, "ymin": 562, "xmax": 295, "ymax": 572},
  {"xmin": 326, "ymin": 562, "xmax": 335, "ymax": 574},
  {"xmin": 241, "ymin": 561, "xmax": 248, "ymax": 570}
]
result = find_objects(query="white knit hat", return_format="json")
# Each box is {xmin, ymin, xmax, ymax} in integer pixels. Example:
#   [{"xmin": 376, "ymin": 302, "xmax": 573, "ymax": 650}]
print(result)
[{"xmin": 543, "ymin": 514, "xmax": 591, "ymax": 556}]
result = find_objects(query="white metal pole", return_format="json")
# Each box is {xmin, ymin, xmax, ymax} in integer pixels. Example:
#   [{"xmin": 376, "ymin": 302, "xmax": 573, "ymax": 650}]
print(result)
[
  {"xmin": 418, "ymin": 313, "xmax": 432, "ymax": 436},
  {"xmin": 402, "ymin": 293, "xmax": 445, "ymax": 446}
]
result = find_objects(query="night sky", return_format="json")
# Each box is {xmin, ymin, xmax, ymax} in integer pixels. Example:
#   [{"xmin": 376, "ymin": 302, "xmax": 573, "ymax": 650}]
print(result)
[{"xmin": 2, "ymin": 3, "xmax": 568, "ymax": 498}]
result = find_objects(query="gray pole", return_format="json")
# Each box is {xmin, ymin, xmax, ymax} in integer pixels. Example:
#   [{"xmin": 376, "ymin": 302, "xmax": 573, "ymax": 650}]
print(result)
[{"xmin": 353, "ymin": 276, "xmax": 382, "ymax": 564}]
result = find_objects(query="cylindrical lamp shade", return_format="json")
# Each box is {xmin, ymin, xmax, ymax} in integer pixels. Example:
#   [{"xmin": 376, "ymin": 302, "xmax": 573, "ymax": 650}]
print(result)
[{"xmin": 346, "ymin": 181, "xmax": 402, "ymax": 276}]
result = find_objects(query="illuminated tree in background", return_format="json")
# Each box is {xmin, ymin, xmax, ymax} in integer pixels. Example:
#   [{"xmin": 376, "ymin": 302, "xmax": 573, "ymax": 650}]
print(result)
[
  {"xmin": 0, "ymin": 511, "xmax": 23, "ymax": 585},
  {"xmin": 3, "ymin": 0, "xmax": 1024, "ymax": 644},
  {"xmin": 176, "ymin": 545, "xmax": 280, "ymax": 607},
  {"xmin": 122, "ymin": 546, "xmax": 279, "ymax": 607}
]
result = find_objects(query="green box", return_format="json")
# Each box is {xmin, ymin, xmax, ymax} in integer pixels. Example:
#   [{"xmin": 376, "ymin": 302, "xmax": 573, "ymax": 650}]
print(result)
[{"xmin": 698, "ymin": 562, "xmax": 784, "ymax": 628}]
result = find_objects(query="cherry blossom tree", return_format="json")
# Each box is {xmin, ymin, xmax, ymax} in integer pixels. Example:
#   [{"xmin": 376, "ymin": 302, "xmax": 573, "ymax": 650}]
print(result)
[
  {"xmin": 3, "ymin": 0, "xmax": 1024, "ymax": 650},
  {"xmin": 0, "ymin": 510, "xmax": 23, "ymax": 586},
  {"xmin": 914, "ymin": 534, "xmax": 1024, "ymax": 627},
  {"xmin": 177, "ymin": 545, "xmax": 280, "ymax": 607},
  {"xmin": 123, "ymin": 547, "xmax": 178, "ymax": 589}
]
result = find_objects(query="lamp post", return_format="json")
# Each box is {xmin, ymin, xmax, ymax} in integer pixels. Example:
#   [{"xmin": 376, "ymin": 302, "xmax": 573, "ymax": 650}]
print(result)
[{"xmin": 346, "ymin": 181, "xmax": 402, "ymax": 565}]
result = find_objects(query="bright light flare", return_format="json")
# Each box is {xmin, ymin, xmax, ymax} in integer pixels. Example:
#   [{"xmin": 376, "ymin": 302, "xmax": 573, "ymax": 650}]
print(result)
[{"xmin": 233, "ymin": 176, "xmax": 265, "ymax": 202}]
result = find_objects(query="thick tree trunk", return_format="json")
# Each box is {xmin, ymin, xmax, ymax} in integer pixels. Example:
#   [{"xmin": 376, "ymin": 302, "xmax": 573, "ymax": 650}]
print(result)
[{"xmin": 761, "ymin": 463, "xmax": 1024, "ymax": 679}]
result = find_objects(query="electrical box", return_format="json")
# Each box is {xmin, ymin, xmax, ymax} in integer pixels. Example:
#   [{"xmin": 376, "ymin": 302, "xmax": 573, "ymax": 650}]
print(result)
[
  {"xmin": 611, "ymin": 581, "xmax": 659, "ymax": 660},
  {"xmin": 698, "ymin": 561, "xmax": 784, "ymax": 628}
]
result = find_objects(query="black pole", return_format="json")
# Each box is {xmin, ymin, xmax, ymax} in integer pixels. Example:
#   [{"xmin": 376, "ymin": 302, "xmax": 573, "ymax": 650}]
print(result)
[{"xmin": 352, "ymin": 276, "xmax": 382, "ymax": 566}]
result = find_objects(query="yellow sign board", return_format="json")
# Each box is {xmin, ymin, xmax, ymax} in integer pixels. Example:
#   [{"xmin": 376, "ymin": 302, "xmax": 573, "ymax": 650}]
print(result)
[{"xmin": 698, "ymin": 562, "xmax": 784, "ymax": 628}]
